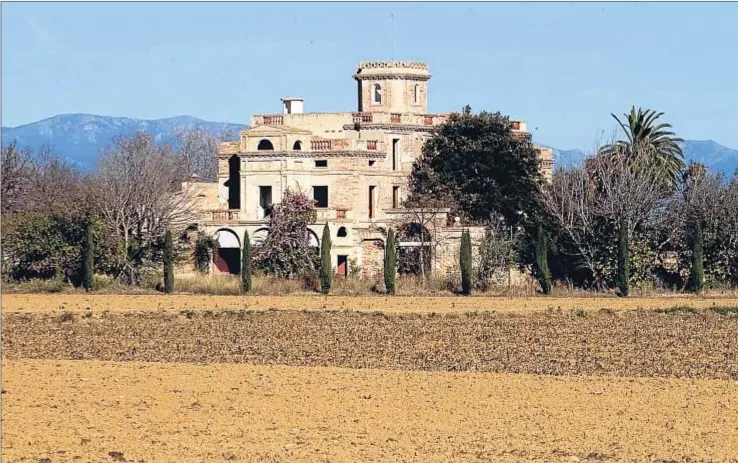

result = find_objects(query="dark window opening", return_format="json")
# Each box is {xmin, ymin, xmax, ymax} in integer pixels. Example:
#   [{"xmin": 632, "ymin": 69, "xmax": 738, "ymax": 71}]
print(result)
[
  {"xmin": 314, "ymin": 186, "xmax": 329, "ymax": 208},
  {"xmin": 259, "ymin": 186, "xmax": 273, "ymax": 218},
  {"xmin": 337, "ymin": 255, "xmax": 348, "ymax": 277},
  {"xmin": 293, "ymin": 140, "xmax": 302, "ymax": 151},
  {"xmin": 368, "ymin": 186, "xmax": 376, "ymax": 219},
  {"xmin": 393, "ymin": 186, "xmax": 400, "ymax": 209},
  {"xmin": 258, "ymin": 139, "xmax": 274, "ymax": 150},
  {"xmin": 226, "ymin": 155, "xmax": 241, "ymax": 209},
  {"xmin": 368, "ymin": 160, "xmax": 376, "ymax": 167},
  {"xmin": 337, "ymin": 227, "xmax": 348, "ymax": 238},
  {"xmin": 315, "ymin": 160, "xmax": 328, "ymax": 168},
  {"xmin": 392, "ymin": 139, "xmax": 399, "ymax": 171}
]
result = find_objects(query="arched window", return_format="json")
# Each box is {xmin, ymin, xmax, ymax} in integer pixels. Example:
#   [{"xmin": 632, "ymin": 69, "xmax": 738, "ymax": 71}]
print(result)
[
  {"xmin": 337, "ymin": 227, "xmax": 348, "ymax": 238},
  {"xmin": 292, "ymin": 140, "xmax": 302, "ymax": 151},
  {"xmin": 373, "ymin": 83, "xmax": 382, "ymax": 105},
  {"xmin": 257, "ymin": 139, "xmax": 274, "ymax": 151},
  {"xmin": 414, "ymin": 84, "xmax": 420, "ymax": 104}
]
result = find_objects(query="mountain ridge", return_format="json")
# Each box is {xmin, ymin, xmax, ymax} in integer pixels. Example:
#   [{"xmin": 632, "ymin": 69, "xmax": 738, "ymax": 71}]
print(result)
[{"xmin": 3, "ymin": 113, "xmax": 737, "ymax": 176}]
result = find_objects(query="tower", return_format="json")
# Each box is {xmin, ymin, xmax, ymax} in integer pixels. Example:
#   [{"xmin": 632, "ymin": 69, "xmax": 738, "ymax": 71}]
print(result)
[{"xmin": 353, "ymin": 61, "xmax": 431, "ymax": 114}]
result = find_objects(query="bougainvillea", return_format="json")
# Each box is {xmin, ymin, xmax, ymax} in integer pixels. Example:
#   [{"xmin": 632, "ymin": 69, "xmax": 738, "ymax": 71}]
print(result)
[{"xmin": 252, "ymin": 188, "xmax": 319, "ymax": 278}]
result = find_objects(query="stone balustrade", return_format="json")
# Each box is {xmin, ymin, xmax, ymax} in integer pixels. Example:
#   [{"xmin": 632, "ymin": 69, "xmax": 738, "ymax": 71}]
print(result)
[
  {"xmin": 210, "ymin": 210, "xmax": 240, "ymax": 221},
  {"xmin": 311, "ymin": 139, "xmax": 332, "ymax": 151}
]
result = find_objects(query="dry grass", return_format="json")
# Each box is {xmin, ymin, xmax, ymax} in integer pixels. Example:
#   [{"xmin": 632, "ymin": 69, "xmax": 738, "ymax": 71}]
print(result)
[
  {"xmin": 3, "ymin": 359, "xmax": 738, "ymax": 463},
  {"xmin": 3, "ymin": 293, "xmax": 738, "ymax": 315}
]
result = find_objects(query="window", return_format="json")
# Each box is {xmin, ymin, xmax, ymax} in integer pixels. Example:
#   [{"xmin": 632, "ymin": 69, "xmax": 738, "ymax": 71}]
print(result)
[
  {"xmin": 368, "ymin": 186, "xmax": 376, "ymax": 219},
  {"xmin": 315, "ymin": 160, "xmax": 328, "ymax": 168},
  {"xmin": 257, "ymin": 139, "xmax": 274, "ymax": 151},
  {"xmin": 373, "ymin": 83, "xmax": 382, "ymax": 105},
  {"xmin": 392, "ymin": 139, "xmax": 399, "ymax": 171},
  {"xmin": 293, "ymin": 140, "xmax": 302, "ymax": 151},
  {"xmin": 393, "ymin": 186, "xmax": 400, "ymax": 209},
  {"xmin": 368, "ymin": 160, "xmax": 376, "ymax": 167},
  {"xmin": 337, "ymin": 255, "xmax": 348, "ymax": 277},
  {"xmin": 337, "ymin": 227, "xmax": 348, "ymax": 238},
  {"xmin": 259, "ymin": 186, "xmax": 272, "ymax": 218},
  {"xmin": 414, "ymin": 84, "xmax": 420, "ymax": 104},
  {"xmin": 313, "ymin": 186, "xmax": 329, "ymax": 208}
]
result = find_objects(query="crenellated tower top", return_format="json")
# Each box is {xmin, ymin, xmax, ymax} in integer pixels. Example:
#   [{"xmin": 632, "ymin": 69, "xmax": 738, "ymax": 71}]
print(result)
[{"xmin": 353, "ymin": 61, "xmax": 431, "ymax": 114}]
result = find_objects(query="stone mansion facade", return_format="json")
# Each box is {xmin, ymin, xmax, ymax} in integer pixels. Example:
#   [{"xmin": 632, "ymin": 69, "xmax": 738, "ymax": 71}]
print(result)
[{"xmin": 192, "ymin": 61, "xmax": 553, "ymax": 277}]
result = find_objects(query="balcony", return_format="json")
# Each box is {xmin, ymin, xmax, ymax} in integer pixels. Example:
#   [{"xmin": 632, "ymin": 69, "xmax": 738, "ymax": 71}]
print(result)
[
  {"xmin": 263, "ymin": 115, "xmax": 284, "ymax": 126},
  {"xmin": 311, "ymin": 139, "xmax": 332, "ymax": 151},
  {"xmin": 353, "ymin": 113, "xmax": 374, "ymax": 124},
  {"xmin": 391, "ymin": 113, "xmax": 401, "ymax": 123},
  {"xmin": 367, "ymin": 140, "xmax": 378, "ymax": 150},
  {"xmin": 210, "ymin": 210, "xmax": 241, "ymax": 221}
]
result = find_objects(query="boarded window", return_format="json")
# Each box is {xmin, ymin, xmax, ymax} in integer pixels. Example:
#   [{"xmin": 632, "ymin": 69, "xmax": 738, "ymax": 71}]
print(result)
[{"xmin": 314, "ymin": 186, "xmax": 329, "ymax": 208}]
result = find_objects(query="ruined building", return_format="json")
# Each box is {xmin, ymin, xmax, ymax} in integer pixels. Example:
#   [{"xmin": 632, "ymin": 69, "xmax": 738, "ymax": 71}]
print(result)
[{"xmin": 192, "ymin": 61, "xmax": 553, "ymax": 276}]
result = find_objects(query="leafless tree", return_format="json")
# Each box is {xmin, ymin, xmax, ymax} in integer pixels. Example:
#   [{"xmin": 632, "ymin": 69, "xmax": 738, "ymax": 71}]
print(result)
[
  {"xmin": 92, "ymin": 131, "xmax": 197, "ymax": 281},
  {"xmin": 1, "ymin": 141, "xmax": 32, "ymax": 214},
  {"xmin": 174, "ymin": 126, "xmax": 237, "ymax": 182}
]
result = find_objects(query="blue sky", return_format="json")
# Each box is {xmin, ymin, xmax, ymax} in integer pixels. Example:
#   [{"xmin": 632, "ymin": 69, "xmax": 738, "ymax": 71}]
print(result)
[{"xmin": 2, "ymin": 2, "xmax": 737, "ymax": 150}]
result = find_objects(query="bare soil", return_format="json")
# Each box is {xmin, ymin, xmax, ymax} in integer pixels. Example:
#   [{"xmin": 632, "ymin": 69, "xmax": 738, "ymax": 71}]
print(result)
[{"xmin": 3, "ymin": 360, "xmax": 738, "ymax": 463}]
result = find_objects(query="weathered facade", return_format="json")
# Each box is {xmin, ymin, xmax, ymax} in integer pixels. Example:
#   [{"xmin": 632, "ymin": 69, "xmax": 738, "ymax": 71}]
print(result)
[{"xmin": 195, "ymin": 61, "xmax": 553, "ymax": 276}]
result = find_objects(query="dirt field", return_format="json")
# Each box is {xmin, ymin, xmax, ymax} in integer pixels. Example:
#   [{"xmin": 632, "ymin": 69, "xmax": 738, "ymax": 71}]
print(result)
[
  {"xmin": 3, "ymin": 294, "xmax": 738, "ymax": 462},
  {"xmin": 3, "ymin": 359, "xmax": 738, "ymax": 463},
  {"xmin": 3, "ymin": 293, "xmax": 738, "ymax": 314}
]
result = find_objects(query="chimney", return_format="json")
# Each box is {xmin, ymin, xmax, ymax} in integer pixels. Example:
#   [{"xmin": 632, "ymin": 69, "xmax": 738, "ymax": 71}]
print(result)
[{"xmin": 281, "ymin": 98, "xmax": 304, "ymax": 115}]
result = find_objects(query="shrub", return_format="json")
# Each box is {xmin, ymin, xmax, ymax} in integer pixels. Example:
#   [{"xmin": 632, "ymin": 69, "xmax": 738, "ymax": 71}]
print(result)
[
  {"xmin": 617, "ymin": 223, "xmax": 629, "ymax": 297},
  {"xmin": 384, "ymin": 229, "xmax": 396, "ymax": 295},
  {"xmin": 460, "ymin": 229, "xmax": 472, "ymax": 295},
  {"xmin": 82, "ymin": 222, "xmax": 94, "ymax": 291},
  {"xmin": 320, "ymin": 223, "xmax": 332, "ymax": 294},
  {"xmin": 534, "ymin": 224, "xmax": 552, "ymax": 294},
  {"xmin": 163, "ymin": 230, "xmax": 174, "ymax": 293},
  {"xmin": 241, "ymin": 231, "xmax": 252, "ymax": 293},
  {"xmin": 690, "ymin": 219, "xmax": 704, "ymax": 293}
]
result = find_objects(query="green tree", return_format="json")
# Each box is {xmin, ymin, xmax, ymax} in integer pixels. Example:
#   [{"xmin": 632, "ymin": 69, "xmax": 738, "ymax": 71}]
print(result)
[
  {"xmin": 460, "ymin": 229, "xmax": 472, "ymax": 295},
  {"xmin": 690, "ymin": 219, "xmax": 704, "ymax": 293},
  {"xmin": 319, "ymin": 223, "xmax": 332, "ymax": 294},
  {"xmin": 241, "ymin": 230, "xmax": 252, "ymax": 293},
  {"xmin": 384, "ymin": 228, "xmax": 397, "ymax": 295},
  {"xmin": 600, "ymin": 106, "xmax": 684, "ymax": 186},
  {"xmin": 163, "ymin": 230, "xmax": 174, "ymax": 293},
  {"xmin": 617, "ymin": 222, "xmax": 629, "ymax": 297},
  {"xmin": 534, "ymin": 224, "xmax": 552, "ymax": 294},
  {"xmin": 82, "ymin": 222, "xmax": 94, "ymax": 291},
  {"xmin": 410, "ymin": 106, "xmax": 544, "ymax": 228}
]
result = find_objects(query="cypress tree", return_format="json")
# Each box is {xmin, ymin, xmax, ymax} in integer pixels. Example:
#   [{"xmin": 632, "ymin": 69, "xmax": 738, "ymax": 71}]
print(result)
[
  {"xmin": 534, "ymin": 224, "xmax": 552, "ymax": 295},
  {"xmin": 319, "ymin": 223, "xmax": 332, "ymax": 294},
  {"xmin": 384, "ymin": 229, "xmax": 396, "ymax": 295},
  {"xmin": 460, "ymin": 229, "xmax": 472, "ymax": 295},
  {"xmin": 241, "ymin": 230, "xmax": 252, "ymax": 293},
  {"xmin": 617, "ymin": 222, "xmax": 629, "ymax": 297},
  {"xmin": 82, "ymin": 221, "xmax": 94, "ymax": 291},
  {"xmin": 163, "ymin": 230, "xmax": 174, "ymax": 294},
  {"xmin": 690, "ymin": 218, "xmax": 704, "ymax": 293}
]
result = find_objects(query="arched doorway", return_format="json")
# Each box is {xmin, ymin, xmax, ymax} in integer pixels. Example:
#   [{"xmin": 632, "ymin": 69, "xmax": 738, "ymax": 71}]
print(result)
[
  {"xmin": 293, "ymin": 140, "xmax": 303, "ymax": 151},
  {"xmin": 213, "ymin": 229, "xmax": 241, "ymax": 275}
]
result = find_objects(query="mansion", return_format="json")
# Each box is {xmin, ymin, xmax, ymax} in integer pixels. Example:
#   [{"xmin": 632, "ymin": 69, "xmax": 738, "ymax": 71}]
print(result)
[{"xmin": 190, "ymin": 61, "xmax": 553, "ymax": 276}]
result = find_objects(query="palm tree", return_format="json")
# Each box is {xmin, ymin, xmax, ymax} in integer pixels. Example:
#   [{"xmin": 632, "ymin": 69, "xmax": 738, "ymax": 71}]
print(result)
[{"xmin": 600, "ymin": 106, "xmax": 685, "ymax": 185}]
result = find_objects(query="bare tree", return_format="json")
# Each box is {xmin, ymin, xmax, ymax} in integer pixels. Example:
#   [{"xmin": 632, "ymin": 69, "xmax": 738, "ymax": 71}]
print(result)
[
  {"xmin": 1, "ymin": 141, "xmax": 32, "ymax": 214},
  {"xmin": 92, "ymin": 131, "xmax": 197, "ymax": 282},
  {"xmin": 174, "ymin": 126, "xmax": 237, "ymax": 182}
]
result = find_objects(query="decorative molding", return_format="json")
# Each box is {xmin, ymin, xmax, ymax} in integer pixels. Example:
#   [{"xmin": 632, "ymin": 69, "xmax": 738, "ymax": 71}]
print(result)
[{"xmin": 217, "ymin": 150, "xmax": 384, "ymax": 159}]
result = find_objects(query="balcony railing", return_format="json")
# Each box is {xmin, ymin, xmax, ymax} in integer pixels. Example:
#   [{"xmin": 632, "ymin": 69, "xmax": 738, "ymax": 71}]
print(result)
[
  {"xmin": 511, "ymin": 121, "xmax": 521, "ymax": 130},
  {"xmin": 353, "ymin": 113, "xmax": 373, "ymax": 124},
  {"xmin": 367, "ymin": 140, "xmax": 378, "ymax": 150},
  {"xmin": 424, "ymin": 116, "xmax": 434, "ymax": 125},
  {"xmin": 263, "ymin": 115, "xmax": 284, "ymax": 125},
  {"xmin": 336, "ymin": 209, "xmax": 347, "ymax": 219},
  {"xmin": 210, "ymin": 210, "xmax": 240, "ymax": 221},
  {"xmin": 391, "ymin": 114, "xmax": 401, "ymax": 123},
  {"xmin": 311, "ymin": 140, "xmax": 332, "ymax": 151}
]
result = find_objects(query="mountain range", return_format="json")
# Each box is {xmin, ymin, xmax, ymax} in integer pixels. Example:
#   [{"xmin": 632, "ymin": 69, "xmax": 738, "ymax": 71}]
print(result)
[{"xmin": 3, "ymin": 113, "xmax": 737, "ymax": 176}]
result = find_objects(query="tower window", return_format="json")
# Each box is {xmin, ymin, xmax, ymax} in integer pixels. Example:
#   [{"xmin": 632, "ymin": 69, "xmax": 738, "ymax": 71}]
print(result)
[
  {"xmin": 414, "ymin": 84, "xmax": 420, "ymax": 104},
  {"xmin": 257, "ymin": 139, "xmax": 274, "ymax": 151},
  {"xmin": 373, "ymin": 83, "xmax": 382, "ymax": 105},
  {"xmin": 293, "ymin": 140, "xmax": 302, "ymax": 151},
  {"xmin": 393, "ymin": 186, "xmax": 400, "ymax": 209},
  {"xmin": 337, "ymin": 227, "xmax": 348, "ymax": 238}
]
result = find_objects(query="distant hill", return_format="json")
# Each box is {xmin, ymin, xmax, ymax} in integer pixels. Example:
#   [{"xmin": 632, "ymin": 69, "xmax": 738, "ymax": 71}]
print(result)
[
  {"xmin": 548, "ymin": 141, "xmax": 738, "ymax": 177},
  {"xmin": 3, "ymin": 114, "xmax": 737, "ymax": 176},
  {"xmin": 1, "ymin": 114, "xmax": 246, "ymax": 169}
]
